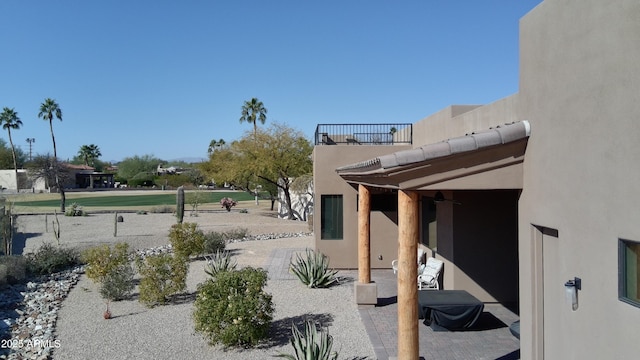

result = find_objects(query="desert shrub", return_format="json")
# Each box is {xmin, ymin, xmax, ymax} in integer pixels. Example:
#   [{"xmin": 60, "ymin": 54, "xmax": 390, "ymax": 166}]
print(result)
[
  {"xmin": 82, "ymin": 243, "xmax": 131, "ymax": 283},
  {"xmin": 99, "ymin": 262, "xmax": 135, "ymax": 301},
  {"xmin": 194, "ymin": 267, "xmax": 273, "ymax": 348},
  {"xmin": 25, "ymin": 243, "xmax": 81, "ymax": 275},
  {"xmin": 289, "ymin": 249, "xmax": 338, "ymax": 288},
  {"xmin": 274, "ymin": 319, "xmax": 339, "ymax": 360},
  {"xmin": 202, "ymin": 228, "xmax": 248, "ymax": 254},
  {"xmin": 0, "ymin": 255, "xmax": 27, "ymax": 285},
  {"xmin": 136, "ymin": 254, "xmax": 188, "ymax": 307},
  {"xmin": 220, "ymin": 197, "xmax": 237, "ymax": 212},
  {"xmin": 204, "ymin": 251, "xmax": 237, "ymax": 278},
  {"xmin": 128, "ymin": 172, "xmax": 155, "ymax": 187},
  {"xmin": 225, "ymin": 227, "xmax": 249, "ymax": 240},
  {"xmin": 150, "ymin": 205, "xmax": 173, "ymax": 214},
  {"xmin": 64, "ymin": 203, "xmax": 86, "ymax": 217},
  {"xmin": 169, "ymin": 222, "xmax": 205, "ymax": 258},
  {"xmin": 203, "ymin": 232, "xmax": 226, "ymax": 254},
  {"xmin": 155, "ymin": 174, "xmax": 191, "ymax": 188}
]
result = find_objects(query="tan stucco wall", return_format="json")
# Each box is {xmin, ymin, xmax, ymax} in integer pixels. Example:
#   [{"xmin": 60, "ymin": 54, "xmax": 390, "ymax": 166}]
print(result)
[
  {"xmin": 313, "ymin": 144, "xmax": 411, "ymax": 268},
  {"xmin": 518, "ymin": 0, "xmax": 640, "ymax": 358},
  {"xmin": 412, "ymin": 97, "xmax": 519, "ymax": 146}
]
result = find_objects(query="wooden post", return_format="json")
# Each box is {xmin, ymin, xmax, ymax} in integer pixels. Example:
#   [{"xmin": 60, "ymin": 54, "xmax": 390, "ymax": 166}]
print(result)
[
  {"xmin": 398, "ymin": 190, "xmax": 419, "ymax": 359},
  {"xmin": 358, "ymin": 184, "xmax": 371, "ymax": 284}
]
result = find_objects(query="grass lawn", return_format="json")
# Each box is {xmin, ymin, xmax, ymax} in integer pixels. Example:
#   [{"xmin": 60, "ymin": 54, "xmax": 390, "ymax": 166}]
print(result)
[{"xmin": 2, "ymin": 190, "xmax": 260, "ymax": 213}]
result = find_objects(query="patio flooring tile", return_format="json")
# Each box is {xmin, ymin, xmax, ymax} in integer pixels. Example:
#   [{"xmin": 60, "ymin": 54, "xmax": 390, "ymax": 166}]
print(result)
[{"xmin": 352, "ymin": 269, "xmax": 521, "ymax": 360}]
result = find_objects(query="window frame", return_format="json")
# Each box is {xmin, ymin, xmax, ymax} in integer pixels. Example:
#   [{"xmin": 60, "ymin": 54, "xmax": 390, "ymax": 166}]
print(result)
[
  {"xmin": 619, "ymin": 238, "xmax": 640, "ymax": 308},
  {"xmin": 320, "ymin": 194, "xmax": 344, "ymax": 240}
]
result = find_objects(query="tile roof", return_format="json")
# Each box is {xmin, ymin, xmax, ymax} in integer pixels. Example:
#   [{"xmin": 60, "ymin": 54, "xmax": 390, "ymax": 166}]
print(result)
[{"xmin": 336, "ymin": 121, "xmax": 530, "ymax": 175}]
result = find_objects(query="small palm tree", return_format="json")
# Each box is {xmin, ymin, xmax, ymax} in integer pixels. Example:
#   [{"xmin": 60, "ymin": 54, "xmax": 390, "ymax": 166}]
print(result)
[
  {"xmin": 38, "ymin": 98, "xmax": 65, "ymax": 211},
  {"xmin": 239, "ymin": 98, "xmax": 267, "ymax": 135},
  {"xmin": 0, "ymin": 107, "xmax": 23, "ymax": 190},
  {"xmin": 389, "ymin": 126, "xmax": 397, "ymax": 145},
  {"xmin": 207, "ymin": 138, "xmax": 226, "ymax": 154},
  {"xmin": 78, "ymin": 144, "xmax": 102, "ymax": 166}
]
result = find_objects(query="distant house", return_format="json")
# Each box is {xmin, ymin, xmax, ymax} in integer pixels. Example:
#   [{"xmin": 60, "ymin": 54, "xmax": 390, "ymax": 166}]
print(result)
[
  {"xmin": 64, "ymin": 163, "xmax": 115, "ymax": 189},
  {"xmin": 0, "ymin": 164, "xmax": 115, "ymax": 192},
  {"xmin": 0, "ymin": 169, "xmax": 42, "ymax": 193},
  {"xmin": 312, "ymin": 1, "xmax": 640, "ymax": 359}
]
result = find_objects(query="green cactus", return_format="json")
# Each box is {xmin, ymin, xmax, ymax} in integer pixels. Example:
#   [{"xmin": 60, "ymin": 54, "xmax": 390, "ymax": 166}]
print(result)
[{"xmin": 176, "ymin": 186, "xmax": 185, "ymax": 223}]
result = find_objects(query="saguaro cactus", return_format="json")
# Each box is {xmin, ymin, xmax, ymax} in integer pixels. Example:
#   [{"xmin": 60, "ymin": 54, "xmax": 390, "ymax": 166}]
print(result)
[{"xmin": 176, "ymin": 186, "xmax": 185, "ymax": 223}]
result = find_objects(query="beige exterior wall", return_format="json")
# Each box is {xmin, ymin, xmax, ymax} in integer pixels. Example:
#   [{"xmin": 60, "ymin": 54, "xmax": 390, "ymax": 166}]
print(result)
[
  {"xmin": 313, "ymin": 144, "xmax": 411, "ymax": 269},
  {"xmin": 412, "ymin": 96, "xmax": 519, "ymax": 146},
  {"xmin": 314, "ymin": 1, "xmax": 640, "ymax": 356},
  {"xmin": 0, "ymin": 170, "xmax": 43, "ymax": 193},
  {"xmin": 518, "ymin": 0, "xmax": 640, "ymax": 358}
]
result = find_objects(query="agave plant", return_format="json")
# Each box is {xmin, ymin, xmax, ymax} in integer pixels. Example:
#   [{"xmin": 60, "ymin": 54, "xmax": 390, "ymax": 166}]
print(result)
[
  {"xmin": 274, "ymin": 320, "xmax": 338, "ymax": 360},
  {"xmin": 204, "ymin": 250, "xmax": 237, "ymax": 277},
  {"xmin": 289, "ymin": 249, "xmax": 338, "ymax": 288}
]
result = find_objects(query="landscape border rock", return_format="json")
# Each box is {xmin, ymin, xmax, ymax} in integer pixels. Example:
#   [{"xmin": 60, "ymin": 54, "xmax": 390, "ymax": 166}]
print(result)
[{"xmin": 1, "ymin": 231, "xmax": 311, "ymax": 360}]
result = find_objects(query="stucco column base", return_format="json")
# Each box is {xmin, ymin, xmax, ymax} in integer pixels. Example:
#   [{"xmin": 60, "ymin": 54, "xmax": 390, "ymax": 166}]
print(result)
[{"xmin": 355, "ymin": 282, "xmax": 378, "ymax": 307}]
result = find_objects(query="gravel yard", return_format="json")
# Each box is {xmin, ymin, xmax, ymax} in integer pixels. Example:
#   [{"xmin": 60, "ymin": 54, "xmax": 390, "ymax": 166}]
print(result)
[{"xmin": 4, "ymin": 210, "xmax": 375, "ymax": 360}]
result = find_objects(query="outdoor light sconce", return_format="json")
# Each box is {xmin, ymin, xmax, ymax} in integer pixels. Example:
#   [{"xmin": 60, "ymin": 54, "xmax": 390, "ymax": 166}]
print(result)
[{"xmin": 564, "ymin": 277, "xmax": 582, "ymax": 311}]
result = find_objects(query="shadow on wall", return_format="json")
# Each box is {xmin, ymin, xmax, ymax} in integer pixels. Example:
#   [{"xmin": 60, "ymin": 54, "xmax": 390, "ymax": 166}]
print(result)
[
  {"xmin": 450, "ymin": 190, "xmax": 520, "ymax": 309},
  {"xmin": 278, "ymin": 179, "xmax": 314, "ymax": 221}
]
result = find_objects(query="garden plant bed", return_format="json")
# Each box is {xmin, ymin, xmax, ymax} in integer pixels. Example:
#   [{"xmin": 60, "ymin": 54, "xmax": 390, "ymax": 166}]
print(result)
[{"xmin": 2, "ymin": 209, "xmax": 375, "ymax": 360}]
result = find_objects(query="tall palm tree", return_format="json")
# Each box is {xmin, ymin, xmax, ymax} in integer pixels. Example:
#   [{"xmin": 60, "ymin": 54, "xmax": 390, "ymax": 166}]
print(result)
[
  {"xmin": 78, "ymin": 144, "xmax": 102, "ymax": 166},
  {"xmin": 38, "ymin": 98, "xmax": 65, "ymax": 211},
  {"xmin": 0, "ymin": 108, "xmax": 23, "ymax": 190},
  {"xmin": 239, "ymin": 98, "xmax": 267, "ymax": 135},
  {"xmin": 38, "ymin": 98, "xmax": 63, "ymax": 158}
]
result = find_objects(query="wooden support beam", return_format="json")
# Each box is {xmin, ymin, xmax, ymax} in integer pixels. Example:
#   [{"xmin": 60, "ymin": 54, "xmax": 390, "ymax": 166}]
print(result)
[
  {"xmin": 358, "ymin": 184, "xmax": 371, "ymax": 284},
  {"xmin": 397, "ymin": 190, "xmax": 419, "ymax": 359}
]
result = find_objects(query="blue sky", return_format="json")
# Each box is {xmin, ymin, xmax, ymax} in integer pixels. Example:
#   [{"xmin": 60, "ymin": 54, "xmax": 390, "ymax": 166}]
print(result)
[{"xmin": 1, "ymin": 0, "xmax": 542, "ymax": 163}]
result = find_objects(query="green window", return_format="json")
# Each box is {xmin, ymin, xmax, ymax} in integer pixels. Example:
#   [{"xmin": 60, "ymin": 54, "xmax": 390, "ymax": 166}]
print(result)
[
  {"xmin": 619, "ymin": 239, "xmax": 640, "ymax": 307},
  {"xmin": 321, "ymin": 195, "xmax": 343, "ymax": 240}
]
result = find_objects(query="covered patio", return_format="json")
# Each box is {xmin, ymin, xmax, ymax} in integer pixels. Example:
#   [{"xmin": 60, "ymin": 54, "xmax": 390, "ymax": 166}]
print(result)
[
  {"xmin": 356, "ymin": 269, "xmax": 520, "ymax": 360},
  {"xmin": 337, "ymin": 121, "xmax": 529, "ymax": 358}
]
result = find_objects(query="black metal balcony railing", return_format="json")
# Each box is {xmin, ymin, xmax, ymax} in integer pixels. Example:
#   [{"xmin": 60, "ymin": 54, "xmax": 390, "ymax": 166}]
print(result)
[{"xmin": 314, "ymin": 123, "xmax": 412, "ymax": 145}]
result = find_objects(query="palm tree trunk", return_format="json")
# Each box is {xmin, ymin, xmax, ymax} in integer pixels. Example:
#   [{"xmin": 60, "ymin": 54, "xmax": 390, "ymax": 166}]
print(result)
[
  {"xmin": 49, "ymin": 120, "xmax": 57, "ymax": 159},
  {"xmin": 8, "ymin": 130, "xmax": 19, "ymax": 191},
  {"xmin": 60, "ymin": 190, "xmax": 66, "ymax": 212},
  {"xmin": 49, "ymin": 119, "xmax": 64, "ymax": 211}
]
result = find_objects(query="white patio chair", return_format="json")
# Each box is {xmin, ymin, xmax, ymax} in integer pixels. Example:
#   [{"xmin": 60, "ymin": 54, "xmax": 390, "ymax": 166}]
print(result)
[
  {"xmin": 392, "ymin": 248, "xmax": 425, "ymax": 274},
  {"xmin": 418, "ymin": 257, "xmax": 443, "ymax": 290}
]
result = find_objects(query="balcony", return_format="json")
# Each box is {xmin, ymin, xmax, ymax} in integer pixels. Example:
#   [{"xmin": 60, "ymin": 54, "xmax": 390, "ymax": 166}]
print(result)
[{"xmin": 314, "ymin": 123, "xmax": 412, "ymax": 145}]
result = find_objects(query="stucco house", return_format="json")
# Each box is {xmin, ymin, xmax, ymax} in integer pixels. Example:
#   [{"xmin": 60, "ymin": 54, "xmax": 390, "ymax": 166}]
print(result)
[
  {"xmin": 0, "ymin": 164, "xmax": 115, "ymax": 193},
  {"xmin": 312, "ymin": 0, "xmax": 640, "ymax": 359}
]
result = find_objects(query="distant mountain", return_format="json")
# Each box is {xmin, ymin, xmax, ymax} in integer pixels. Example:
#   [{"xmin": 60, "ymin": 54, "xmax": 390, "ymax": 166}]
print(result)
[
  {"xmin": 168, "ymin": 157, "xmax": 207, "ymax": 164},
  {"xmin": 108, "ymin": 157, "xmax": 206, "ymax": 165}
]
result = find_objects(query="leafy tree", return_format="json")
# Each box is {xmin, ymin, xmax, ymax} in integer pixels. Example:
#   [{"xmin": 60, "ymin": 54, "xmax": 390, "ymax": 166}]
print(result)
[
  {"xmin": 199, "ymin": 143, "xmax": 254, "ymax": 193},
  {"xmin": 38, "ymin": 98, "xmax": 65, "ymax": 211},
  {"xmin": 117, "ymin": 154, "xmax": 164, "ymax": 183},
  {"xmin": 25, "ymin": 154, "xmax": 72, "ymax": 190},
  {"xmin": 201, "ymin": 123, "xmax": 312, "ymax": 219},
  {"xmin": 0, "ymin": 139, "xmax": 26, "ymax": 170},
  {"xmin": 239, "ymin": 98, "xmax": 267, "ymax": 135},
  {"xmin": 77, "ymin": 144, "xmax": 102, "ymax": 167},
  {"xmin": 0, "ymin": 108, "xmax": 23, "ymax": 188}
]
